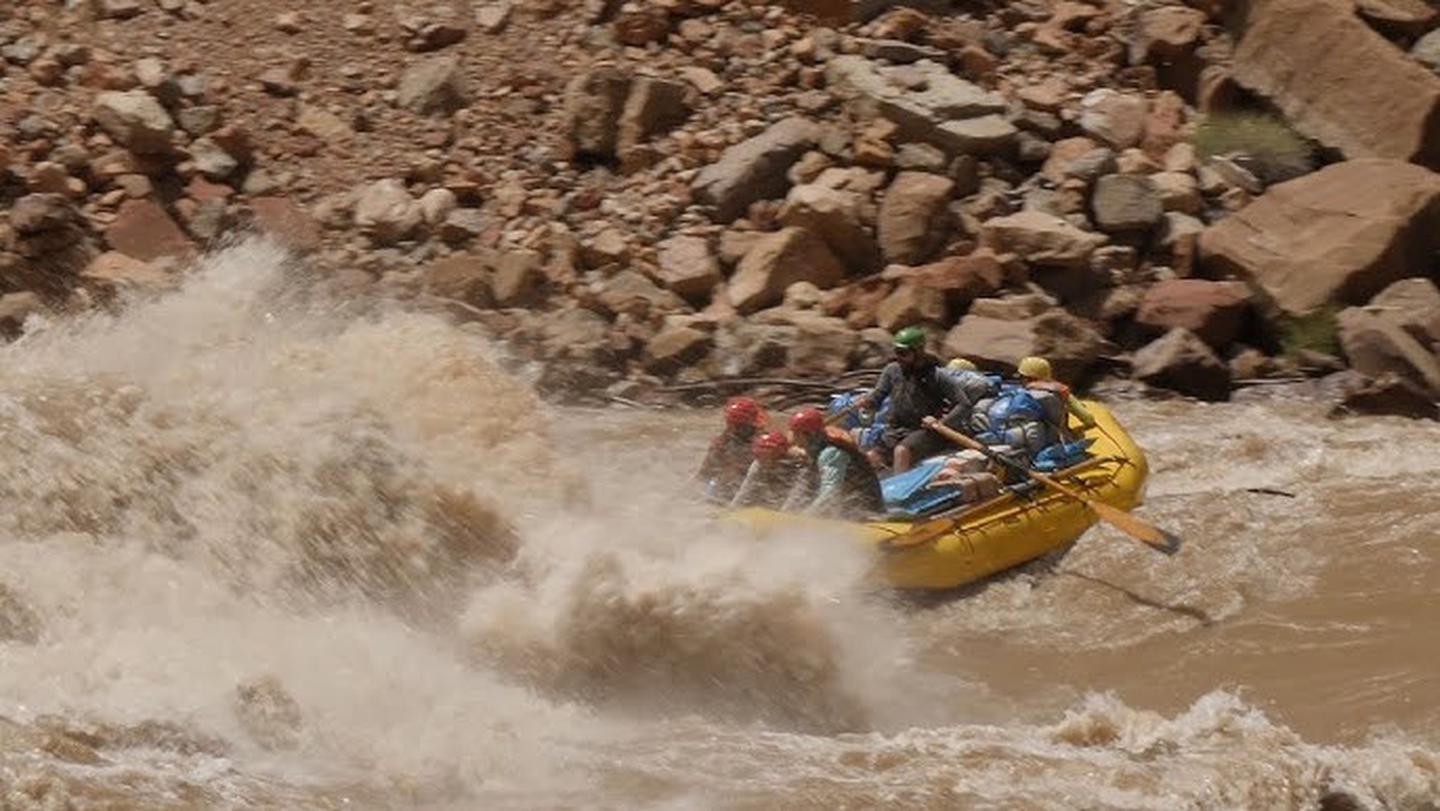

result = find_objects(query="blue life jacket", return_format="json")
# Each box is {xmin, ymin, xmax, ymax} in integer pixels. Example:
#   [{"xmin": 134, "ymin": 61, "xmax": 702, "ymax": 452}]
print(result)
[
  {"xmin": 988, "ymin": 387, "xmax": 1047, "ymax": 426},
  {"xmin": 826, "ymin": 392, "xmax": 865, "ymax": 430},
  {"xmin": 974, "ymin": 387, "xmax": 1055, "ymax": 455},
  {"xmin": 828, "ymin": 390, "xmax": 892, "ymax": 451}
]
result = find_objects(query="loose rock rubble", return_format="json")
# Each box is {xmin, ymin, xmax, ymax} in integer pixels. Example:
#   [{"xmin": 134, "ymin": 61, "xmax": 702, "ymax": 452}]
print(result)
[{"xmin": 1, "ymin": 0, "xmax": 1438, "ymax": 416}]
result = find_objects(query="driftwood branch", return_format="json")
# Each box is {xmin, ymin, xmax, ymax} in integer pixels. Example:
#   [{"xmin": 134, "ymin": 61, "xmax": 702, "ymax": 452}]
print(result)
[
  {"xmin": 656, "ymin": 369, "xmax": 883, "ymax": 410},
  {"xmin": 604, "ymin": 394, "xmax": 662, "ymax": 410},
  {"xmin": 658, "ymin": 377, "xmax": 833, "ymax": 393},
  {"xmin": 1232, "ymin": 377, "xmax": 1312, "ymax": 386}
]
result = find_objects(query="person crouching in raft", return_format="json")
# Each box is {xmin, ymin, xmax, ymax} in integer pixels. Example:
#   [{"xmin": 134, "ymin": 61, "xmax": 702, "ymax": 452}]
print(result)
[
  {"xmin": 784, "ymin": 407, "xmax": 885, "ymax": 520},
  {"xmin": 697, "ymin": 397, "xmax": 768, "ymax": 502},
  {"xmin": 729, "ymin": 431, "xmax": 807, "ymax": 510}
]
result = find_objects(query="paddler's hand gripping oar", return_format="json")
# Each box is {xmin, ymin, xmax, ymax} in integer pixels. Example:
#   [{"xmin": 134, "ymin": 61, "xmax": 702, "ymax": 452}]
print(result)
[{"xmin": 922, "ymin": 417, "xmax": 1181, "ymax": 556}]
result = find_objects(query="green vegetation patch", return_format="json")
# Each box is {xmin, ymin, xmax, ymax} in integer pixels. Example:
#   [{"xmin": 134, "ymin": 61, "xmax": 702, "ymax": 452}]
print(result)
[
  {"xmin": 1193, "ymin": 111, "xmax": 1316, "ymax": 184},
  {"xmin": 1280, "ymin": 304, "xmax": 1342, "ymax": 360}
]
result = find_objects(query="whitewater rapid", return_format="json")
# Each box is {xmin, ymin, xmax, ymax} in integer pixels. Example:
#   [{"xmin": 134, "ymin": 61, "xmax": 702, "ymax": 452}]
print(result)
[{"xmin": 0, "ymin": 241, "xmax": 1435, "ymax": 810}]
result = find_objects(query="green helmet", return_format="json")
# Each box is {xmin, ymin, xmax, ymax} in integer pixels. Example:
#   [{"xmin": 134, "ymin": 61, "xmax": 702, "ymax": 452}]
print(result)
[{"xmin": 892, "ymin": 326, "xmax": 926, "ymax": 350}]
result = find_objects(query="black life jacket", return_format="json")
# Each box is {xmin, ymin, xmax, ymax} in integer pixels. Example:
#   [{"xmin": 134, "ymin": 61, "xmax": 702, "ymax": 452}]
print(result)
[
  {"xmin": 809, "ymin": 429, "xmax": 885, "ymax": 517},
  {"xmin": 888, "ymin": 355, "xmax": 949, "ymax": 428}
]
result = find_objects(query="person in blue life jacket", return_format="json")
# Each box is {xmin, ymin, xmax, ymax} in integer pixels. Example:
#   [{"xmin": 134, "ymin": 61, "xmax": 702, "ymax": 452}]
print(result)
[
  {"xmin": 697, "ymin": 397, "xmax": 767, "ymax": 502},
  {"xmin": 969, "ymin": 381, "xmax": 1069, "ymax": 461},
  {"xmin": 1017, "ymin": 356, "xmax": 1096, "ymax": 441},
  {"xmin": 973, "ymin": 386, "xmax": 1054, "ymax": 458},
  {"xmin": 852, "ymin": 327, "xmax": 987, "ymax": 473},
  {"xmin": 782, "ymin": 407, "xmax": 885, "ymax": 519}
]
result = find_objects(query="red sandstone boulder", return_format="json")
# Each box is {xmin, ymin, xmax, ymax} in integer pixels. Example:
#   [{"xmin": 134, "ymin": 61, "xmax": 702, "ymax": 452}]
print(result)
[
  {"xmin": 1132, "ymin": 327, "xmax": 1232, "ymax": 401},
  {"xmin": 1199, "ymin": 159, "xmax": 1440, "ymax": 316},
  {"xmin": 943, "ymin": 310, "xmax": 1108, "ymax": 380},
  {"xmin": 692, "ymin": 118, "xmax": 821, "ymax": 223},
  {"xmin": 981, "ymin": 210, "xmax": 1107, "ymax": 270},
  {"xmin": 1230, "ymin": 0, "xmax": 1440, "ymax": 167},
  {"xmin": 877, "ymin": 171, "xmax": 955, "ymax": 265},
  {"xmin": 1337, "ymin": 306, "xmax": 1440, "ymax": 395},
  {"xmin": 249, "ymin": 197, "xmax": 322, "ymax": 253},
  {"xmin": 1355, "ymin": 0, "xmax": 1438, "ymax": 38},
  {"xmin": 1135, "ymin": 279, "xmax": 1252, "ymax": 348},
  {"xmin": 104, "ymin": 200, "xmax": 194, "ymax": 263},
  {"xmin": 422, "ymin": 255, "xmax": 495, "ymax": 309},
  {"xmin": 778, "ymin": 183, "xmax": 879, "ymax": 274},
  {"xmin": 644, "ymin": 325, "xmax": 714, "ymax": 375},
  {"xmin": 1364, "ymin": 278, "xmax": 1440, "ymax": 350},
  {"xmin": 883, "ymin": 250, "xmax": 1006, "ymax": 311},
  {"xmin": 875, "ymin": 282, "xmax": 946, "ymax": 332},
  {"xmin": 655, "ymin": 235, "xmax": 722, "ymax": 303},
  {"xmin": 728, "ymin": 227, "xmax": 844, "ymax": 314},
  {"xmin": 80, "ymin": 251, "xmax": 175, "ymax": 295}
]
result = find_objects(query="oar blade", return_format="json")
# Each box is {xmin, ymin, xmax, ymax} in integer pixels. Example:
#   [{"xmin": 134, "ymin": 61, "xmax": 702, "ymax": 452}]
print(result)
[{"xmin": 1088, "ymin": 501, "xmax": 1182, "ymax": 555}]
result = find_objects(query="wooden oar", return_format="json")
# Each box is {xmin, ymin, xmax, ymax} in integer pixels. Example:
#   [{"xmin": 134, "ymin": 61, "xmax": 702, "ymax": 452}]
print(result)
[{"xmin": 921, "ymin": 417, "xmax": 1181, "ymax": 556}]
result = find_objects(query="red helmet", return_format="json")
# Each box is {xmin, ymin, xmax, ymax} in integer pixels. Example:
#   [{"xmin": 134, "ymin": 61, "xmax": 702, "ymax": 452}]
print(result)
[
  {"xmin": 724, "ymin": 397, "xmax": 762, "ymax": 429},
  {"xmin": 788, "ymin": 407, "xmax": 825, "ymax": 438},
  {"xmin": 751, "ymin": 431, "xmax": 790, "ymax": 461}
]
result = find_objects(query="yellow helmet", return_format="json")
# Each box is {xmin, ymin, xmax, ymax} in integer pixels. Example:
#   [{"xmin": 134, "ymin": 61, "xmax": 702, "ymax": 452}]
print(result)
[
  {"xmin": 947, "ymin": 358, "xmax": 977, "ymax": 371},
  {"xmin": 1018, "ymin": 356, "xmax": 1052, "ymax": 380}
]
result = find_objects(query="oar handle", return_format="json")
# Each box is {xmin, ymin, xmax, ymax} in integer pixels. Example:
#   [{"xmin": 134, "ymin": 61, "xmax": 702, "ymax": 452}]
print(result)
[
  {"xmin": 922, "ymin": 417, "xmax": 1082, "ymax": 499},
  {"xmin": 920, "ymin": 418, "xmax": 1027, "ymax": 475}
]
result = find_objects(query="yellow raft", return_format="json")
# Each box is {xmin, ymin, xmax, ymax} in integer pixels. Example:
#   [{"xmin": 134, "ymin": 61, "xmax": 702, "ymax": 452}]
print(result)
[{"xmin": 727, "ymin": 401, "xmax": 1148, "ymax": 590}]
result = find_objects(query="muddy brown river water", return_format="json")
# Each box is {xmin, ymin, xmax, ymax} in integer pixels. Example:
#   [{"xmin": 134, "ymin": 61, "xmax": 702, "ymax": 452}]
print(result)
[{"xmin": 0, "ymin": 241, "xmax": 1436, "ymax": 809}]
